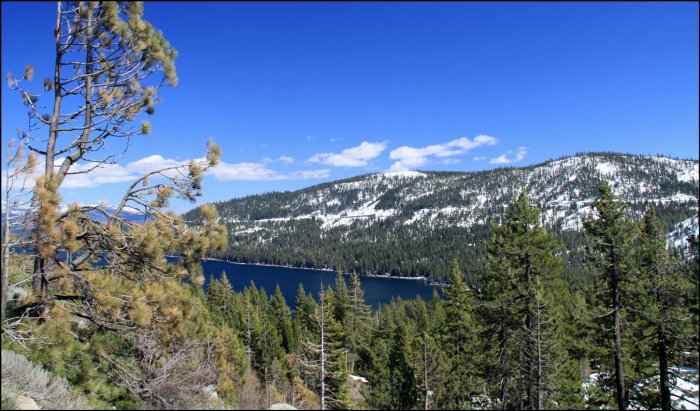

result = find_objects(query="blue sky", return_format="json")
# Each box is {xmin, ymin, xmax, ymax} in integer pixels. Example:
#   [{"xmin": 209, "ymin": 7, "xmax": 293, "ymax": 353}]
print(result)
[{"xmin": 2, "ymin": 2, "xmax": 698, "ymax": 213}]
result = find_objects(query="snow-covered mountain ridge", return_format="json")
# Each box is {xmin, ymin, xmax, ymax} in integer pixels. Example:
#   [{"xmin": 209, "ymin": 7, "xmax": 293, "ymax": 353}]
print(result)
[
  {"xmin": 184, "ymin": 152, "xmax": 698, "ymax": 279},
  {"xmin": 209, "ymin": 153, "xmax": 697, "ymax": 231}
]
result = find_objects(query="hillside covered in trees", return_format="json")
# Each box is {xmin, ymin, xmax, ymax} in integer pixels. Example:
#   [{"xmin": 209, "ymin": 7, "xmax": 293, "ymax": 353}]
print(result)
[
  {"xmin": 185, "ymin": 152, "xmax": 699, "ymax": 283},
  {"xmin": 2, "ymin": 2, "xmax": 698, "ymax": 410}
]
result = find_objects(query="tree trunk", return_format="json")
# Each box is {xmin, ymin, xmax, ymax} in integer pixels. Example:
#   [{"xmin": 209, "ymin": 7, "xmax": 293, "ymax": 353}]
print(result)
[
  {"xmin": 320, "ymin": 295, "xmax": 326, "ymax": 411},
  {"xmin": 525, "ymin": 257, "xmax": 536, "ymax": 410},
  {"xmin": 1, "ymin": 188, "xmax": 9, "ymax": 323},
  {"xmin": 535, "ymin": 283, "xmax": 544, "ymax": 410},
  {"xmin": 423, "ymin": 336, "xmax": 430, "ymax": 410},
  {"xmin": 499, "ymin": 327, "xmax": 509, "ymax": 410},
  {"xmin": 33, "ymin": 1, "xmax": 64, "ymax": 298},
  {"xmin": 656, "ymin": 286, "xmax": 672, "ymax": 411},
  {"xmin": 611, "ymin": 250, "xmax": 627, "ymax": 410}
]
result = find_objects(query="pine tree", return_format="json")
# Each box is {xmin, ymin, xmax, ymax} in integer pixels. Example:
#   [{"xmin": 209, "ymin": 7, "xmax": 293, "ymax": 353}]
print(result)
[
  {"xmin": 346, "ymin": 271, "xmax": 372, "ymax": 375},
  {"xmin": 388, "ymin": 323, "xmax": 419, "ymax": 410},
  {"xmin": 629, "ymin": 207, "xmax": 694, "ymax": 410},
  {"xmin": 271, "ymin": 285, "xmax": 294, "ymax": 353},
  {"xmin": 248, "ymin": 285, "xmax": 284, "ymax": 408},
  {"xmin": 294, "ymin": 283, "xmax": 319, "ymax": 344},
  {"xmin": 440, "ymin": 259, "xmax": 481, "ymax": 409},
  {"xmin": 206, "ymin": 273, "xmax": 234, "ymax": 324},
  {"xmin": 482, "ymin": 192, "xmax": 566, "ymax": 409},
  {"xmin": 584, "ymin": 183, "xmax": 634, "ymax": 410},
  {"xmin": 300, "ymin": 284, "xmax": 351, "ymax": 410},
  {"xmin": 5, "ymin": 2, "xmax": 226, "ymax": 347}
]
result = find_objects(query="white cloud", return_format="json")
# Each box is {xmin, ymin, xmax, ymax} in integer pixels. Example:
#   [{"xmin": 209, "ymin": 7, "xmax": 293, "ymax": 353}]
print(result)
[
  {"xmin": 308, "ymin": 141, "xmax": 388, "ymax": 168},
  {"xmin": 4, "ymin": 157, "xmax": 139, "ymax": 190},
  {"xmin": 287, "ymin": 169, "xmax": 331, "ymax": 179},
  {"xmin": 442, "ymin": 158, "xmax": 461, "ymax": 165},
  {"xmin": 278, "ymin": 156, "xmax": 294, "ymax": 164},
  {"xmin": 208, "ymin": 161, "xmax": 281, "ymax": 181},
  {"xmin": 387, "ymin": 156, "xmax": 428, "ymax": 172},
  {"xmin": 61, "ymin": 163, "xmax": 136, "ymax": 188},
  {"xmin": 473, "ymin": 156, "xmax": 487, "ymax": 161},
  {"xmin": 207, "ymin": 160, "xmax": 331, "ymax": 181},
  {"xmin": 3, "ymin": 153, "xmax": 330, "ymax": 191},
  {"xmin": 490, "ymin": 147, "xmax": 527, "ymax": 164},
  {"xmin": 125, "ymin": 154, "xmax": 184, "ymax": 174},
  {"xmin": 388, "ymin": 135, "xmax": 498, "ymax": 171}
]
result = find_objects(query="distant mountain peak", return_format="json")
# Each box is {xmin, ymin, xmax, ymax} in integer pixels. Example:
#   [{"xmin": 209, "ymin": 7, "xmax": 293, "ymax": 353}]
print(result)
[{"xmin": 184, "ymin": 152, "xmax": 698, "ymax": 280}]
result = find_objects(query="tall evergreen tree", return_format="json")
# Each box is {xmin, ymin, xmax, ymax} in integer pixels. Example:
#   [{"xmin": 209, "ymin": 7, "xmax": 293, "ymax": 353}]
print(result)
[
  {"xmin": 629, "ymin": 207, "xmax": 693, "ymax": 410},
  {"xmin": 440, "ymin": 259, "xmax": 482, "ymax": 409},
  {"xmin": 388, "ymin": 323, "xmax": 419, "ymax": 410},
  {"xmin": 584, "ymin": 183, "xmax": 634, "ymax": 410},
  {"xmin": 271, "ymin": 285, "xmax": 295, "ymax": 353},
  {"xmin": 482, "ymin": 192, "xmax": 566, "ymax": 409},
  {"xmin": 300, "ymin": 284, "xmax": 351, "ymax": 410},
  {"xmin": 346, "ymin": 271, "xmax": 372, "ymax": 374}
]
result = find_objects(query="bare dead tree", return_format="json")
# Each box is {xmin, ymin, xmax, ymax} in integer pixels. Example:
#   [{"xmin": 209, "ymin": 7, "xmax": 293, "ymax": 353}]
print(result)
[{"xmin": 2, "ymin": 135, "xmax": 37, "ymax": 325}]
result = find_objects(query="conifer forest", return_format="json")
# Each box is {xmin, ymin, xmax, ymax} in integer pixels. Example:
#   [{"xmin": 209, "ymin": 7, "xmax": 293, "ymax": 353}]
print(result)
[{"xmin": 1, "ymin": 2, "xmax": 698, "ymax": 410}]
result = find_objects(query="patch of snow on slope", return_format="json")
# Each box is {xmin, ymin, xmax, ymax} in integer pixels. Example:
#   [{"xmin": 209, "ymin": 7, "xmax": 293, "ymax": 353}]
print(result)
[
  {"xmin": 668, "ymin": 216, "xmax": 699, "ymax": 249},
  {"xmin": 585, "ymin": 368, "xmax": 699, "ymax": 410},
  {"xmin": 319, "ymin": 200, "xmax": 399, "ymax": 230},
  {"xmin": 382, "ymin": 171, "xmax": 426, "ymax": 179},
  {"xmin": 675, "ymin": 162, "xmax": 699, "ymax": 183},
  {"xmin": 596, "ymin": 162, "xmax": 617, "ymax": 176}
]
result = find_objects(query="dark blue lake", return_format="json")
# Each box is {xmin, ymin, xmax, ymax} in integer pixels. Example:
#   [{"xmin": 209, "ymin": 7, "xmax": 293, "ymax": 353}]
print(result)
[{"xmin": 201, "ymin": 260, "xmax": 441, "ymax": 311}]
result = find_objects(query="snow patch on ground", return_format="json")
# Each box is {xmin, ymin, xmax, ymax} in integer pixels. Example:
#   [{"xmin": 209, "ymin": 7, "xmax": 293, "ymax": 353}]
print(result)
[
  {"xmin": 596, "ymin": 162, "xmax": 617, "ymax": 176},
  {"xmin": 676, "ymin": 163, "xmax": 699, "ymax": 183},
  {"xmin": 585, "ymin": 368, "xmax": 699, "ymax": 410},
  {"xmin": 668, "ymin": 216, "xmax": 699, "ymax": 249},
  {"xmin": 381, "ymin": 171, "xmax": 427, "ymax": 179}
]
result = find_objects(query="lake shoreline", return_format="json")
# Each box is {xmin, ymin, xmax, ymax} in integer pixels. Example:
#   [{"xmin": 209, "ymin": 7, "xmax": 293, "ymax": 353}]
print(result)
[{"xmin": 195, "ymin": 257, "xmax": 446, "ymax": 286}]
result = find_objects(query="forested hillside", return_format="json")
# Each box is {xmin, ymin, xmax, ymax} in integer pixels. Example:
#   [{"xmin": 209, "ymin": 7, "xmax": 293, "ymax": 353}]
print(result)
[
  {"xmin": 2, "ymin": 2, "xmax": 698, "ymax": 410},
  {"xmin": 185, "ymin": 152, "xmax": 699, "ymax": 282}
]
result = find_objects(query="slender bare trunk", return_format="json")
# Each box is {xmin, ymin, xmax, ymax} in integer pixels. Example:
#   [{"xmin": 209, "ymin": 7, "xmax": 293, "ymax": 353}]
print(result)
[
  {"xmin": 535, "ymin": 284, "xmax": 544, "ymax": 410},
  {"xmin": 499, "ymin": 327, "xmax": 509, "ymax": 410},
  {"xmin": 656, "ymin": 286, "xmax": 671, "ymax": 411},
  {"xmin": 611, "ymin": 249, "xmax": 627, "ymax": 410},
  {"xmin": 525, "ymin": 258, "xmax": 536, "ymax": 410},
  {"xmin": 320, "ymin": 293, "xmax": 326, "ymax": 411},
  {"xmin": 34, "ymin": 1, "xmax": 64, "ymax": 297},
  {"xmin": 423, "ymin": 336, "xmax": 430, "ymax": 410},
  {"xmin": 1, "ymin": 172, "xmax": 10, "ymax": 323}
]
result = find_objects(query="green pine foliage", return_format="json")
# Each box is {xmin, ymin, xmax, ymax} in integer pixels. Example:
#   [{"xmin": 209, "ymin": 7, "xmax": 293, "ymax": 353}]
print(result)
[
  {"xmin": 185, "ymin": 153, "xmax": 698, "ymax": 284},
  {"xmin": 626, "ymin": 207, "xmax": 697, "ymax": 410},
  {"xmin": 481, "ymin": 192, "xmax": 575, "ymax": 409},
  {"xmin": 583, "ymin": 183, "xmax": 637, "ymax": 410},
  {"xmin": 439, "ymin": 260, "xmax": 483, "ymax": 409}
]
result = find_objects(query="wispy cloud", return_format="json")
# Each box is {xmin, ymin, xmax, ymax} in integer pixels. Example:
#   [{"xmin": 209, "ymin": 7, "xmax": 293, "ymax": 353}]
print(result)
[
  {"xmin": 3, "ymin": 158, "xmax": 140, "ymax": 190},
  {"xmin": 308, "ymin": 141, "xmax": 388, "ymax": 168},
  {"xmin": 278, "ymin": 156, "xmax": 294, "ymax": 164},
  {"xmin": 4, "ymin": 154, "xmax": 330, "ymax": 190},
  {"xmin": 490, "ymin": 147, "xmax": 527, "ymax": 164},
  {"xmin": 473, "ymin": 156, "xmax": 486, "ymax": 161},
  {"xmin": 208, "ymin": 161, "xmax": 281, "ymax": 181},
  {"xmin": 287, "ymin": 169, "xmax": 331, "ymax": 179},
  {"xmin": 388, "ymin": 135, "xmax": 498, "ymax": 172},
  {"xmin": 125, "ymin": 155, "xmax": 183, "ymax": 175},
  {"xmin": 208, "ymin": 160, "xmax": 329, "ymax": 181}
]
